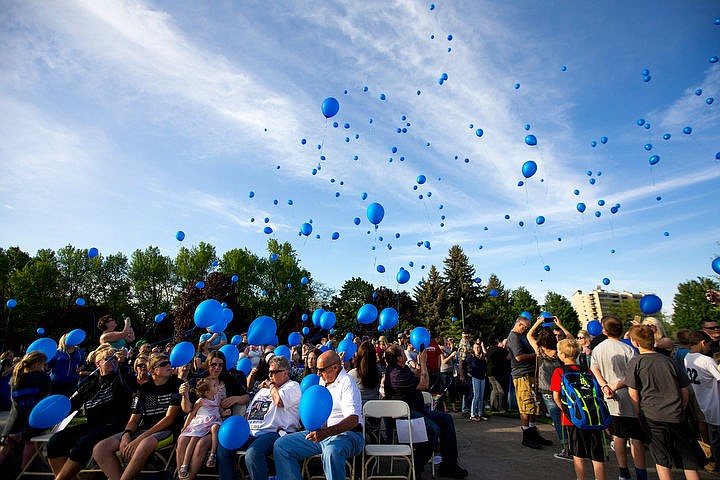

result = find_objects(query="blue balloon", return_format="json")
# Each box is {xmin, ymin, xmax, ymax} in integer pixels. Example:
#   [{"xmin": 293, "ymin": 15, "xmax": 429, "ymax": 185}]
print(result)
[
  {"xmin": 410, "ymin": 327, "xmax": 431, "ymax": 351},
  {"xmin": 331, "ymin": 232, "xmax": 340, "ymax": 240},
  {"xmin": 535, "ymin": 216, "xmax": 545, "ymax": 225},
  {"xmin": 263, "ymin": 226, "xmax": 273, "ymax": 234},
  {"xmin": 587, "ymin": 320, "xmax": 603, "ymax": 337},
  {"xmin": 219, "ymin": 345, "xmax": 239, "ymax": 368},
  {"xmin": 154, "ymin": 313, "xmax": 164, "ymax": 323},
  {"xmin": 222, "ymin": 308, "xmax": 234, "ymax": 323},
  {"xmin": 27, "ymin": 337, "xmax": 56, "ymax": 361},
  {"xmin": 379, "ymin": 308, "xmax": 399, "ymax": 330},
  {"xmin": 274, "ymin": 345, "xmax": 291, "ymax": 360},
  {"xmin": 539, "ymin": 311, "xmax": 553, "ymax": 319},
  {"xmin": 65, "ymin": 329, "xmax": 86, "ymax": 347},
  {"xmin": 640, "ymin": 294, "xmax": 662, "ymax": 314},
  {"xmin": 451, "ymin": 317, "xmax": 457, "ymax": 323},
  {"xmin": 366, "ymin": 202, "xmax": 385, "ymax": 225},
  {"xmin": 169, "ymin": 342, "xmax": 195, "ymax": 368},
  {"xmin": 300, "ymin": 385, "xmax": 333, "ymax": 431},
  {"xmin": 376, "ymin": 265, "xmax": 386, "ymax": 273},
  {"xmin": 6, "ymin": 299, "xmax": 17, "ymax": 309},
  {"xmin": 416, "ymin": 175, "xmax": 427, "ymax": 184},
  {"xmin": 489, "ymin": 289, "xmax": 498, "ymax": 297},
  {"xmin": 301, "ymin": 222, "xmax": 313, "ymax": 236},
  {"xmin": 301, "ymin": 277, "xmax": 309, "ymax": 285},
  {"xmin": 396, "ymin": 268, "xmax": 410, "ymax": 284},
  {"xmin": 248, "ymin": 315, "xmax": 277, "ymax": 346},
  {"xmin": 683, "ymin": 126, "xmax": 692, "ymax": 135},
  {"xmin": 338, "ymin": 339, "xmax": 357, "ymax": 360},
  {"xmin": 603, "ymin": 277, "xmax": 610, "ymax": 286},
  {"xmin": 195, "ymin": 281, "xmax": 205, "ymax": 289},
  {"xmin": 712, "ymin": 257, "xmax": 720, "ymax": 275},
  {"xmin": 300, "ymin": 374, "xmax": 320, "ymax": 393},
  {"xmin": 520, "ymin": 311, "xmax": 532, "ymax": 320},
  {"xmin": 230, "ymin": 274, "xmax": 239, "ymax": 283},
  {"xmin": 353, "ymin": 217, "xmax": 361, "ymax": 225},
  {"xmin": 234, "ymin": 357, "xmax": 251, "ymax": 376},
  {"xmin": 312, "ymin": 308, "xmax": 325, "ymax": 327},
  {"xmin": 544, "ymin": 265, "xmax": 550, "ymax": 271},
  {"xmin": 321, "ymin": 97, "xmax": 340, "ymax": 118},
  {"xmin": 475, "ymin": 128, "xmax": 484, "ymax": 137},
  {"xmin": 524, "ymin": 134, "xmax": 537, "ymax": 146},
  {"xmin": 194, "ymin": 299, "xmax": 223, "ymax": 328},
  {"xmin": 288, "ymin": 332, "xmax": 302, "ymax": 347},
  {"xmin": 176, "ymin": 230, "xmax": 185, "ymax": 241},
  {"xmin": 219, "ymin": 416, "xmax": 250, "ymax": 450},
  {"xmin": 357, "ymin": 304, "xmax": 379, "ymax": 324},
  {"xmin": 521, "ymin": 160, "xmax": 537, "ymax": 178},
  {"xmin": 29, "ymin": 394, "xmax": 71, "ymax": 429},
  {"xmin": 649, "ymin": 155, "xmax": 660, "ymax": 165},
  {"xmin": 320, "ymin": 311, "xmax": 336, "ymax": 330},
  {"xmin": 577, "ymin": 202, "xmax": 586, "ymax": 213},
  {"xmin": 600, "ymin": 136, "xmax": 608, "ymax": 144},
  {"xmin": 88, "ymin": 247, "xmax": 99, "ymax": 258},
  {"xmin": 302, "ymin": 326, "xmax": 310, "ymax": 335},
  {"xmin": 301, "ymin": 313, "xmax": 308, "ymax": 322},
  {"xmin": 75, "ymin": 298, "xmax": 85, "ymax": 306},
  {"xmin": 231, "ymin": 335, "xmax": 242, "ymax": 346}
]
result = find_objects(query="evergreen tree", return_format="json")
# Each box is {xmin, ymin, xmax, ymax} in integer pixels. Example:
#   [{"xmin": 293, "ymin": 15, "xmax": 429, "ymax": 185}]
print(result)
[
  {"xmin": 509, "ymin": 286, "xmax": 540, "ymax": 321},
  {"xmin": 474, "ymin": 273, "xmax": 515, "ymax": 339},
  {"xmin": 329, "ymin": 277, "xmax": 375, "ymax": 338},
  {"xmin": 442, "ymin": 245, "xmax": 482, "ymax": 332},
  {"xmin": 413, "ymin": 265, "xmax": 451, "ymax": 338}
]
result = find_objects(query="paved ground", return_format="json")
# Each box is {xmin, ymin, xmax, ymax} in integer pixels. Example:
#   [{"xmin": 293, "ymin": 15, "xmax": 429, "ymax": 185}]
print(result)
[{"xmin": 451, "ymin": 412, "xmax": 719, "ymax": 480}]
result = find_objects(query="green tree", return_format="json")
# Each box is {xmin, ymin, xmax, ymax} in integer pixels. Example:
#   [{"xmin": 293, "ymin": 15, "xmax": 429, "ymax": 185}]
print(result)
[
  {"xmin": 373, "ymin": 286, "xmax": 417, "ymax": 337},
  {"xmin": 509, "ymin": 287, "xmax": 540, "ymax": 321},
  {"xmin": 672, "ymin": 277, "xmax": 720, "ymax": 330},
  {"xmin": 329, "ymin": 277, "xmax": 375, "ymax": 338},
  {"xmin": 0, "ymin": 246, "xmax": 32, "ymax": 340},
  {"xmin": 474, "ymin": 273, "xmax": 515, "ymax": 340},
  {"xmin": 442, "ymin": 245, "xmax": 482, "ymax": 332},
  {"xmin": 128, "ymin": 246, "xmax": 177, "ymax": 327},
  {"xmin": 93, "ymin": 253, "xmax": 133, "ymax": 319},
  {"xmin": 57, "ymin": 244, "xmax": 96, "ymax": 309},
  {"xmin": 604, "ymin": 298, "xmax": 643, "ymax": 326},
  {"xmin": 414, "ymin": 265, "xmax": 449, "ymax": 337},
  {"xmin": 175, "ymin": 242, "xmax": 217, "ymax": 289},
  {"xmin": 542, "ymin": 291, "xmax": 580, "ymax": 335}
]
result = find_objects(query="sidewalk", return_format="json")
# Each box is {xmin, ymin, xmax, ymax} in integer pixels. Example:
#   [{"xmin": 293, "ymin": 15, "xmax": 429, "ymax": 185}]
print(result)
[{"xmin": 452, "ymin": 412, "xmax": 719, "ymax": 480}]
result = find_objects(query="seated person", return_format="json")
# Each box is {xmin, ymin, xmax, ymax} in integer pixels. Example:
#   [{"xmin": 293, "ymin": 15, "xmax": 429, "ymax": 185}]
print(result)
[
  {"xmin": 217, "ymin": 355, "xmax": 301, "ymax": 480},
  {"xmin": 384, "ymin": 345, "xmax": 468, "ymax": 479},
  {"xmin": 273, "ymin": 351, "xmax": 363, "ymax": 480},
  {"xmin": 199, "ymin": 329, "xmax": 227, "ymax": 352},
  {"xmin": 92, "ymin": 353, "xmax": 183, "ymax": 480},
  {"xmin": 48, "ymin": 345, "xmax": 135, "ymax": 480}
]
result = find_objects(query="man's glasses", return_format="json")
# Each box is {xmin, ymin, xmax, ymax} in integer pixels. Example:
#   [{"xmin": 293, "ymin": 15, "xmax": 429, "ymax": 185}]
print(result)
[
  {"xmin": 209, "ymin": 362, "xmax": 225, "ymax": 368},
  {"xmin": 268, "ymin": 369, "xmax": 286, "ymax": 375},
  {"xmin": 704, "ymin": 326, "xmax": 720, "ymax": 331},
  {"xmin": 154, "ymin": 360, "xmax": 170, "ymax": 368},
  {"xmin": 316, "ymin": 363, "xmax": 338, "ymax": 374}
]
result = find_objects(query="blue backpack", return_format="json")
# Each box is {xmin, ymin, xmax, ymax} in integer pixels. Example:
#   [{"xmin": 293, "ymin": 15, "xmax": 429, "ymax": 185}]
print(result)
[{"xmin": 559, "ymin": 366, "xmax": 611, "ymax": 430}]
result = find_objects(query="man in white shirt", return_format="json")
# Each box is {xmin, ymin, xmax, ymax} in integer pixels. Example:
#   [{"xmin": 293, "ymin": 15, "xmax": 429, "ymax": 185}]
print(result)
[
  {"xmin": 273, "ymin": 350, "xmax": 364, "ymax": 480},
  {"xmin": 685, "ymin": 330, "xmax": 720, "ymax": 468},
  {"xmin": 217, "ymin": 355, "xmax": 301, "ymax": 480}
]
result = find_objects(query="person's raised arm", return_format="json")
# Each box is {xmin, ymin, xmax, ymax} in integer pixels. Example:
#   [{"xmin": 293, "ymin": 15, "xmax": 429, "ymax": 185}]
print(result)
[
  {"xmin": 527, "ymin": 319, "xmax": 542, "ymax": 352},
  {"xmin": 415, "ymin": 349, "xmax": 429, "ymax": 390},
  {"xmin": 553, "ymin": 317, "xmax": 573, "ymax": 339}
]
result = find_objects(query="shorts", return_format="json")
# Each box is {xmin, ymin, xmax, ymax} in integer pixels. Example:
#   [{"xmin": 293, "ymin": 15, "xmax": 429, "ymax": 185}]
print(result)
[
  {"xmin": 609, "ymin": 416, "xmax": 648, "ymax": 442},
  {"xmin": 47, "ymin": 422, "xmax": 124, "ymax": 464},
  {"xmin": 567, "ymin": 426, "xmax": 605, "ymax": 462},
  {"xmin": 645, "ymin": 419, "xmax": 706, "ymax": 470},
  {"xmin": 513, "ymin": 375, "xmax": 540, "ymax": 415}
]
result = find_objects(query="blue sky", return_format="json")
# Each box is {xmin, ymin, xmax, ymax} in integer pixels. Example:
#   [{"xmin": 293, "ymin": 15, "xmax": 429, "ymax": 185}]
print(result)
[{"xmin": 1, "ymin": 0, "xmax": 718, "ymax": 317}]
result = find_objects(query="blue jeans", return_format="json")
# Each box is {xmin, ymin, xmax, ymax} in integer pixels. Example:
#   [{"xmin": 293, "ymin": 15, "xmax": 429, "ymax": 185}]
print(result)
[
  {"xmin": 273, "ymin": 429, "xmax": 364, "ymax": 480},
  {"xmin": 217, "ymin": 431, "xmax": 279, "ymax": 480},
  {"xmin": 471, "ymin": 377, "xmax": 486, "ymax": 417},
  {"xmin": 541, "ymin": 393, "xmax": 566, "ymax": 444}
]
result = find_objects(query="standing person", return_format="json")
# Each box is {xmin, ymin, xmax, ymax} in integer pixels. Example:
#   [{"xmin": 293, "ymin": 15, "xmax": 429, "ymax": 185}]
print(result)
[
  {"xmin": 506, "ymin": 316, "xmax": 552, "ymax": 449},
  {"xmin": 463, "ymin": 340, "xmax": 488, "ymax": 421},
  {"xmin": 440, "ymin": 337, "xmax": 459, "ymax": 412},
  {"xmin": 0, "ymin": 351, "xmax": 49, "ymax": 472},
  {"xmin": 92, "ymin": 353, "xmax": 184, "ymax": 480},
  {"xmin": 485, "ymin": 337, "xmax": 509, "ymax": 414},
  {"xmin": 98, "ymin": 315, "xmax": 135, "ymax": 349},
  {"xmin": 47, "ymin": 345, "xmax": 135, "ymax": 480},
  {"xmin": 47, "ymin": 334, "xmax": 85, "ymax": 396},
  {"xmin": 576, "ymin": 329, "xmax": 592, "ymax": 370},
  {"xmin": 684, "ymin": 331, "xmax": 720, "ymax": 471},
  {"xmin": 527, "ymin": 317, "xmax": 570, "ymax": 460},
  {"xmin": 426, "ymin": 334, "xmax": 442, "ymax": 393},
  {"xmin": 590, "ymin": 316, "xmax": 648, "ymax": 480},
  {"xmin": 701, "ymin": 318, "xmax": 720, "ymax": 357},
  {"xmin": 218, "ymin": 355, "xmax": 301, "ymax": 480},
  {"xmin": 273, "ymin": 351, "xmax": 364, "ymax": 480},
  {"xmin": 626, "ymin": 325, "xmax": 706, "ymax": 480},
  {"xmin": 551, "ymin": 339, "xmax": 607, "ymax": 480},
  {"xmin": 347, "ymin": 341, "xmax": 381, "ymax": 406}
]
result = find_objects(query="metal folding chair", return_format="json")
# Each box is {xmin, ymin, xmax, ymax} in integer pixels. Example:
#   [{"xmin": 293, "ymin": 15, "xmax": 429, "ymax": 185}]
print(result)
[{"xmin": 362, "ymin": 400, "xmax": 415, "ymax": 480}]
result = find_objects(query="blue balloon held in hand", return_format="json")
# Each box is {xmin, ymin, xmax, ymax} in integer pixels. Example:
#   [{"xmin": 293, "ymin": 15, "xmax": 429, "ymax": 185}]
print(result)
[
  {"xmin": 219, "ymin": 416, "xmax": 250, "ymax": 450},
  {"xmin": 587, "ymin": 320, "xmax": 603, "ymax": 337},
  {"xmin": 237, "ymin": 357, "xmax": 252, "ymax": 375},
  {"xmin": 170, "ymin": 341, "xmax": 195, "ymax": 368},
  {"xmin": 65, "ymin": 329, "xmax": 86, "ymax": 347},
  {"xmin": 29, "ymin": 394, "xmax": 71, "ymax": 429},
  {"xmin": 248, "ymin": 315, "xmax": 277, "ymax": 346},
  {"xmin": 300, "ymin": 374, "xmax": 320, "ymax": 393},
  {"xmin": 194, "ymin": 299, "xmax": 223, "ymax": 328},
  {"xmin": 410, "ymin": 327, "xmax": 431, "ymax": 352},
  {"xmin": 300, "ymin": 385, "xmax": 332, "ymax": 431}
]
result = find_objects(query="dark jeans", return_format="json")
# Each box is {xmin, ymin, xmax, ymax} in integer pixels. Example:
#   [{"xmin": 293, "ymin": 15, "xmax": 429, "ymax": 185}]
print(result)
[
  {"xmin": 47, "ymin": 422, "xmax": 123, "ymax": 464},
  {"xmin": 410, "ymin": 407, "xmax": 459, "ymax": 469}
]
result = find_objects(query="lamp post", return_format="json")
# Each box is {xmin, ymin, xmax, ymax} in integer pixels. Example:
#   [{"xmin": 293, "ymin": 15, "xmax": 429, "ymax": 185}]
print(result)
[{"xmin": 460, "ymin": 297, "xmax": 465, "ymax": 331}]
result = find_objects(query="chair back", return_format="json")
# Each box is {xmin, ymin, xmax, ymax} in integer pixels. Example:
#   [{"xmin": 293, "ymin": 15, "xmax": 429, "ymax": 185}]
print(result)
[{"xmin": 363, "ymin": 399, "xmax": 409, "ymax": 420}]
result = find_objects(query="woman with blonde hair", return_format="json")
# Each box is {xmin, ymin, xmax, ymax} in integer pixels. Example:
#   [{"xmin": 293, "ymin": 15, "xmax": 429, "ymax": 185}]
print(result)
[
  {"xmin": 0, "ymin": 351, "xmax": 50, "ymax": 472},
  {"xmin": 641, "ymin": 317, "xmax": 668, "ymax": 347},
  {"xmin": 48, "ymin": 333, "xmax": 85, "ymax": 396}
]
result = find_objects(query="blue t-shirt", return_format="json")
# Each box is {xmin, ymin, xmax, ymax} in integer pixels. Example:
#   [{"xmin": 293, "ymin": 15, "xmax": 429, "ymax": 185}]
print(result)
[{"xmin": 200, "ymin": 332, "xmax": 227, "ymax": 347}]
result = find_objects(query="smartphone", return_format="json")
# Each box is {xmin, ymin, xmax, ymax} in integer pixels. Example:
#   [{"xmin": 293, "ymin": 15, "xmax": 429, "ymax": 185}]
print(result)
[{"xmin": 419, "ymin": 343, "xmax": 425, "ymax": 353}]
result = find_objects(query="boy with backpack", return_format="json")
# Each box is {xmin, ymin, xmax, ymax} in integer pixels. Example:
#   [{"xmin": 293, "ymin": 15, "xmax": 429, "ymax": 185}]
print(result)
[
  {"xmin": 626, "ymin": 325, "xmax": 705, "ymax": 480},
  {"xmin": 551, "ymin": 338, "xmax": 609, "ymax": 480}
]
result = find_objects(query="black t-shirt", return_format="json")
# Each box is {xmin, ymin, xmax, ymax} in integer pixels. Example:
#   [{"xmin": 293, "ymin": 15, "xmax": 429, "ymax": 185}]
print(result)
[
  {"xmin": 485, "ymin": 346, "xmax": 509, "ymax": 377},
  {"xmin": 463, "ymin": 356, "xmax": 487, "ymax": 379},
  {"xmin": 74, "ymin": 372, "xmax": 135, "ymax": 426},
  {"xmin": 625, "ymin": 352, "xmax": 690, "ymax": 423},
  {"xmin": 384, "ymin": 364, "xmax": 424, "ymax": 412},
  {"xmin": 506, "ymin": 331, "xmax": 535, "ymax": 378},
  {"xmin": 132, "ymin": 376, "xmax": 183, "ymax": 434}
]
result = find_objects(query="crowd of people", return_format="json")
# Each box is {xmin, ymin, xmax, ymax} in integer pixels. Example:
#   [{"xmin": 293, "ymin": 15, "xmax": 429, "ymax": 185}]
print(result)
[{"xmin": 0, "ymin": 291, "xmax": 718, "ymax": 480}]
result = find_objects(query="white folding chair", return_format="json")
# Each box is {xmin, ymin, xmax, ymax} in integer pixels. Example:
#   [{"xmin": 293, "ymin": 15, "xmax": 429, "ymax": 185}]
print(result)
[
  {"xmin": 15, "ymin": 410, "xmax": 78, "ymax": 480},
  {"xmin": 362, "ymin": 400, "xmax": 415, "ymax": 480}
]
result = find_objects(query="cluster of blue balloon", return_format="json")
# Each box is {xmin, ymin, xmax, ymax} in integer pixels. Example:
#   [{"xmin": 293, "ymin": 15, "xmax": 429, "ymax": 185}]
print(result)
[{"xmin": 194, "ymin": 299, "xmax": 234, "ymax": 336}]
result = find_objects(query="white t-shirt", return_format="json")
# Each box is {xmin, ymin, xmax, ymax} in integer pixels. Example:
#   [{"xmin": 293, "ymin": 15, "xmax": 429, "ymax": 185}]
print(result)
[
  {"xmin": 684, "ymin": 352, "xmax": 720, "ymax": 425},
  {"xmin": 590, "ymin": 338, "xmax": 637, "ymax": 417},
  {"xmin": 321, "ymin": 367, "xmax": 363, "ymax": 427},
  {"xmin": 246, "ymin": 380, "xmax": 301, "ymax": 435}
]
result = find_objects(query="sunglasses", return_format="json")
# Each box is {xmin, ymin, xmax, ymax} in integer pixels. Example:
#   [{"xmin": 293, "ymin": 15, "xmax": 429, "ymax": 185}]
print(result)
[
  {"xmin": 209, "ymin": 362, "xmax": 225, "ymax": 368},
  {"xmin": 704, "ymin": 326, "xmax": 720, "ymax": 331},
  {"xmin": 316, "ymin": 363, "xmax": 338, "ymax": 374},
  {"xmin": 154, "ymin": 360, "xmax": 170, "ymax": 368},
  {"xmin": 268, "ymin": 369, "xmax": 286, "ymax": 375},
  {"xmin": 136, "ymin": 363, "xmax": 147, "ymax": 369},
  {"xmin": 577, "ymin": 336, "xmax": 587, "ymax": 340}
]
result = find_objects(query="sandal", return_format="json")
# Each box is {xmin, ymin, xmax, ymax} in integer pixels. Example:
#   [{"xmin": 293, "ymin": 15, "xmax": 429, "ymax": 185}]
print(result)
[
  {"xmin": 206, "ymin": 452, "xmax": 217, "ymax": 468},
  {"xmin": 178, "ymin": 464, "xmax": 189, "ymax": 479}
]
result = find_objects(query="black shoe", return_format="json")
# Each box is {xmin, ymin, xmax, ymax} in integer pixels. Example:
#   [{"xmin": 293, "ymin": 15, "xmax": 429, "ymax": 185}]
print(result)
[
  {"xmin": 522, "ymin": 428, "xmax": 542, "ymax": 449},
  {"xmin": 438, "ymin": 462, "xmax": 469, "ymax": 478},
  {"xmin": 528, "ymin": 426, "xmax": 553, "ymax": 446}
]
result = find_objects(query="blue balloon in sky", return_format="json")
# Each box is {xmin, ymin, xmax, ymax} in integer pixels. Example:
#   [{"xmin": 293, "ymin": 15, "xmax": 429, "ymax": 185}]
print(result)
[
  {"xmin": 176, "ymin": 231, "xmax": 185, "ymax": 241},
  {"xmin": 302, "ymin": 326, "xmax": 310, "ymax": 335},
  {"xmin": 417, "ymin": 175, "xmax": 427, "ymax": 184},
  {"xmin": 170, "ymin": 341, "xmax": 195, "ymax": 367},
  {"xmin": 713, "ymin": 257, "xmax": 720, "ymax": 275},
  {"xmin": 300, "ymin": 222, "xmax": 313, "ymax": 236},
  {"xmin": 376, "ymin": 265, "xmax": 385, "ymax": 273},
  {"xmin": 321, "ymin": 97, "xmax": 340, "ymax": 118},
  {"xmin": 410, "ymin": 327, "xmax": 431, "ymax": 351},
  {"xmin": 524, "ymin": 134, "xmax": 537, "ymax": 146},
  {"xmin": 357, "ymin": 304, "xmax": 378, "ymax": 325},
  {"xmin": 535, "ymin": 216, "xmax": 545, "ymax": 225},
  {"xmin": 194, "ymin": 299, "xmax": 223, "ymax": 328},
  {"xmin": 366, "ymin": 202, "xmax": 385, "ymax": 225},
  {"xmin": 6, "ymin": 299, "xmax": 17, "ymax": 309},
  {"xmin": 312, "ymin": 308, "xmax": 325, "ymax": 327},
  {"xmin": 640, "ymin": 294, "xmax": 662, "ymax": 314},
  {"xmin": 248, "ymin": 315, "xmax": 277, "ymax": 345},
  {"xmin": 379, "ymin": 308, "xmax": 399, "ymax": 330},
  {"xmin": 88, "ymin": 247, "xmax": 99, "ymax": 258},
  {"xmin": 521, "ymin": 160, "xmax": 537, "ymax": 178},
  {"xmin": 396, "ymin": 268, "xmax": 410, "ymax": 284}
]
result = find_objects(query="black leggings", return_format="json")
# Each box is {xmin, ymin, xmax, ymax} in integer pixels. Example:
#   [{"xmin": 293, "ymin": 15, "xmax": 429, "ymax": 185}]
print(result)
[{"xmin": 47, "ymin": 422, "xmax": 123, "ymax": 464}]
